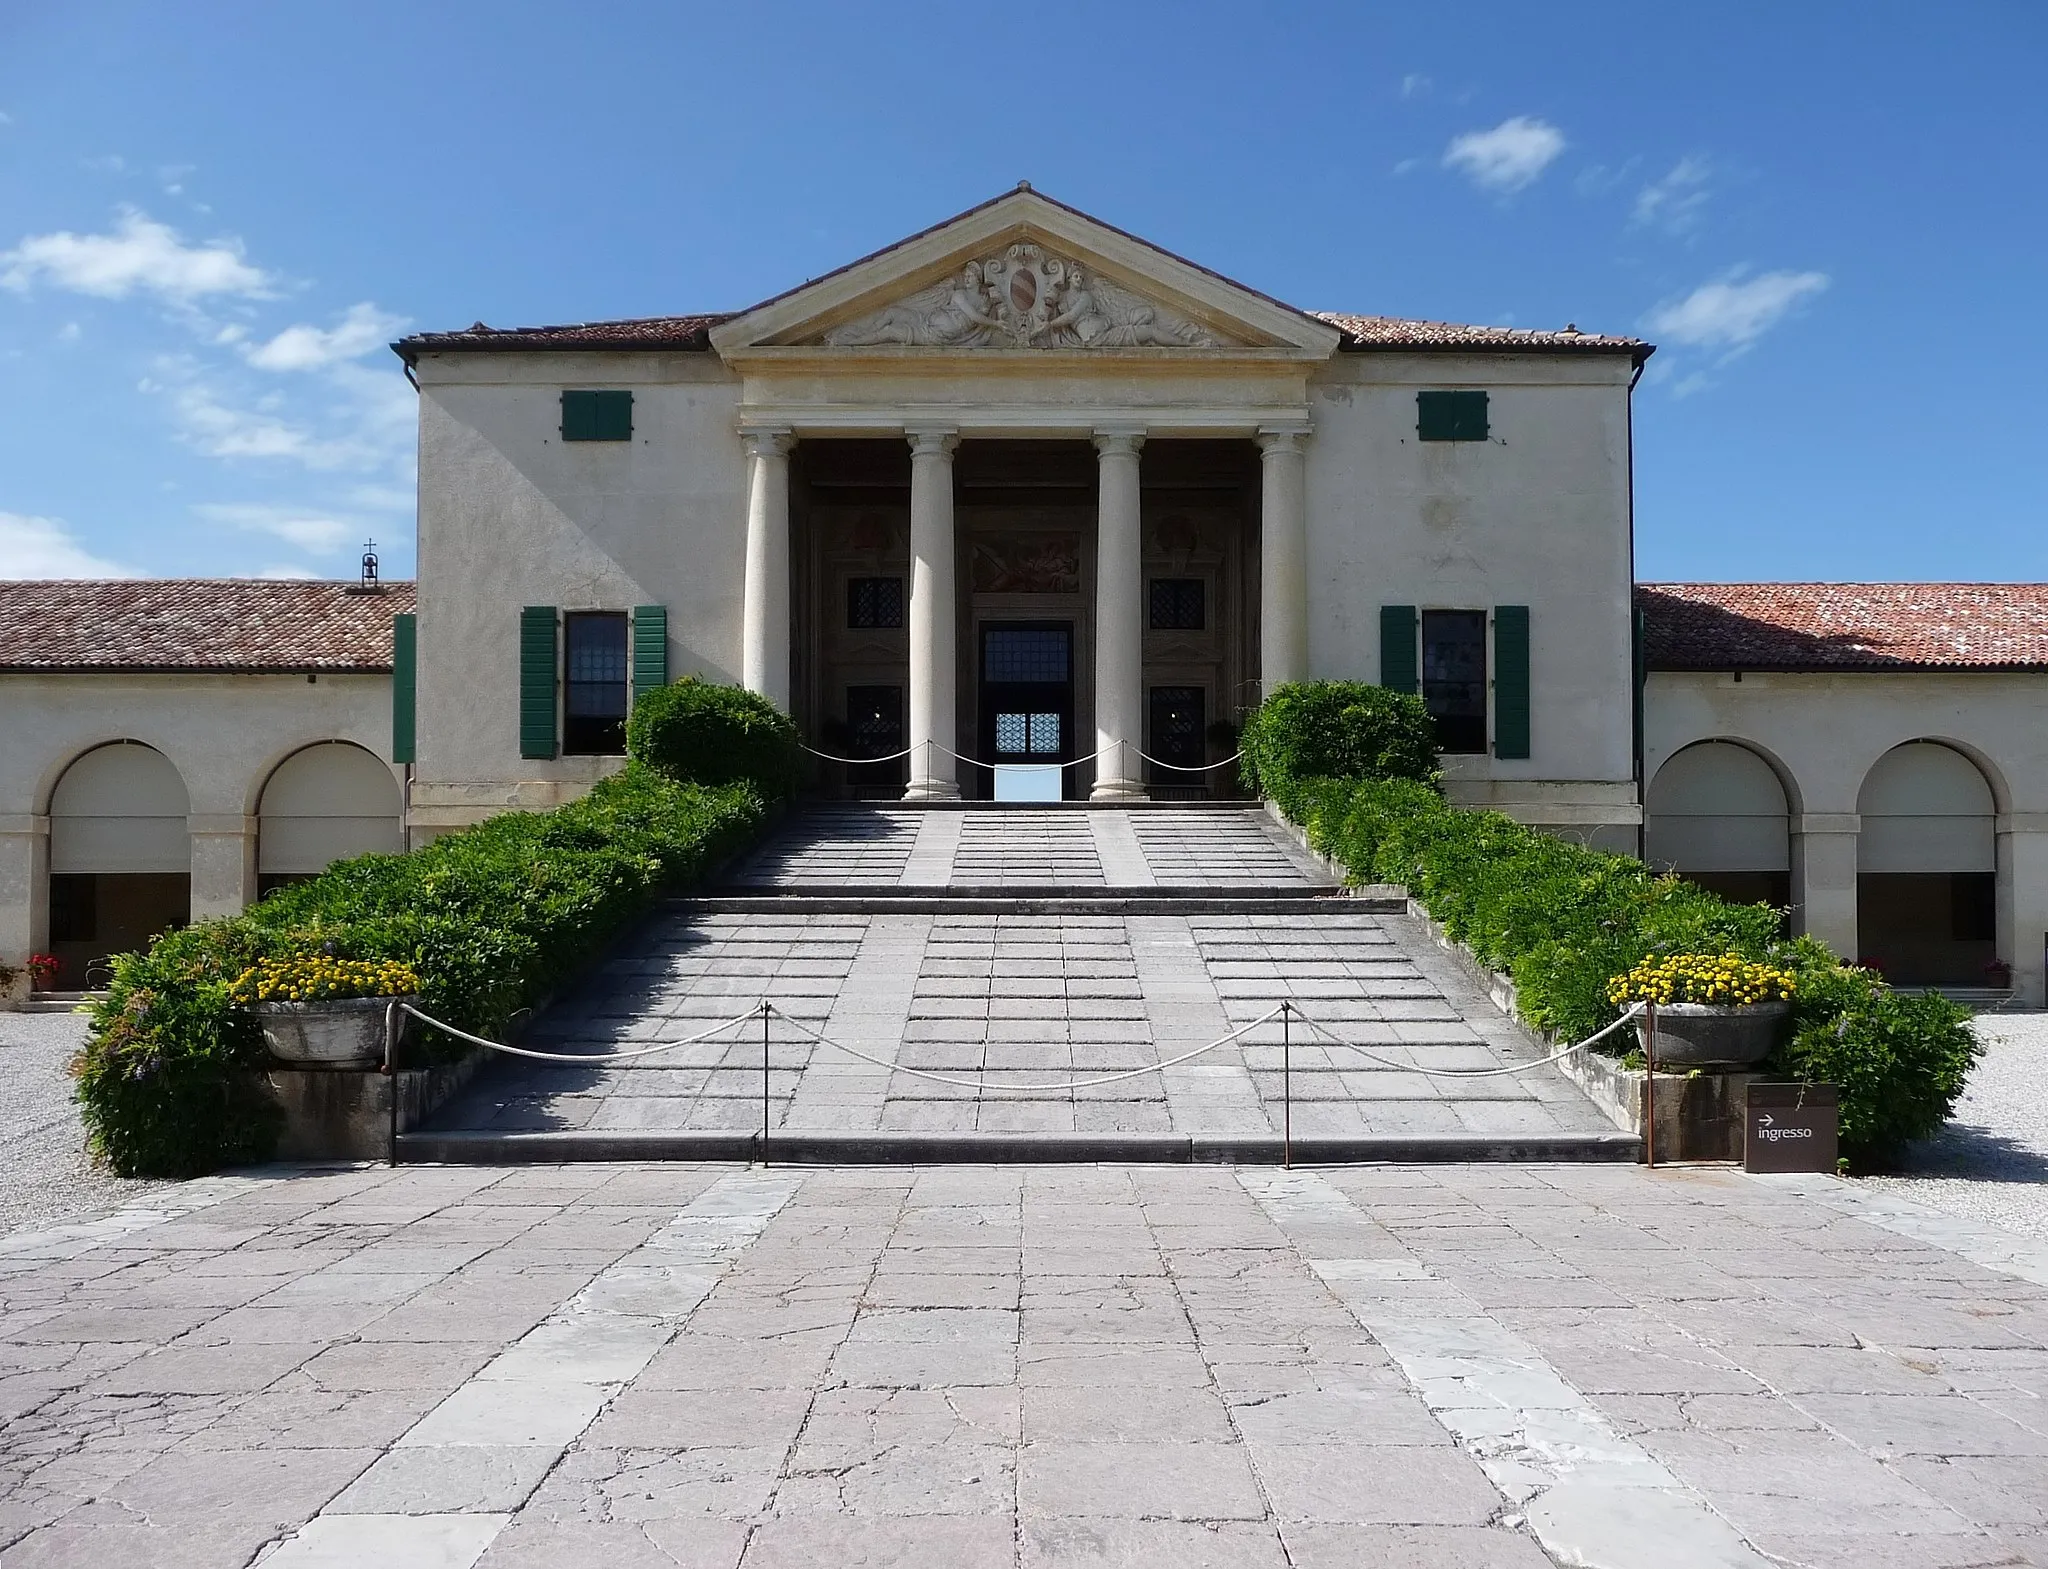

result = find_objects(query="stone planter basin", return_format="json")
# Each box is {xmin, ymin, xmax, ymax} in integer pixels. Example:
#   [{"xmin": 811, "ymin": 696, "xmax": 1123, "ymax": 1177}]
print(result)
[
  {"xmin": 1636, "ymin": 1001, "xmax": 1790, "ymax": 1068},
  {"xmin": 250, "ymin": 996, "xmax": 415, "ymax": 1067}
]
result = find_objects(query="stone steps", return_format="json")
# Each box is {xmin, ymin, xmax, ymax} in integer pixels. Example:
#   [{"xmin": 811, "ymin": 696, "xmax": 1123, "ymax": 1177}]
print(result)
[{"xmin": 682, "ymin": 886, "xmax": 1393, "ymax": 917}]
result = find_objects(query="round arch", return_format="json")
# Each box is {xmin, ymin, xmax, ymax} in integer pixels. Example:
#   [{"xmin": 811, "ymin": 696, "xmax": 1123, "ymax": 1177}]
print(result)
[
  {"xmin": 1856, "ymin": 741, "xmax": 2000, "ymax": 986},
  {"xmin": 45, "ymin": 741, "xmax": 191, "ymax": 988},
  {"xmin": 257, "ymin": 741, "xmax": 403, "ymax": 894},
  {"xmin": 1644, "ymin": 740, "xmax": 1792, "ymax": 909}
]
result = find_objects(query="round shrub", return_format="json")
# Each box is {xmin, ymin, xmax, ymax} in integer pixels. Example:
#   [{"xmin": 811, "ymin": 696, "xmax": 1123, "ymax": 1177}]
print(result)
[
  {"xmin": 1774, "ymin": 958, "xmax": 1982, "ymax": 1168},
  {"xmin": 1240, "ymin": 682, "xmax": 1439, "ymax": 799},
  {"xmin": 627, "ymin": 677, "xmax": 802, "ymax": 798}
]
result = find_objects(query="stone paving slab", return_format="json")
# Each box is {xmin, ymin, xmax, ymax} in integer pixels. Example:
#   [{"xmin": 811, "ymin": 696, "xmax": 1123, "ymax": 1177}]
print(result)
[{"xmin": 3, "ymin": 1161, "xmax": 2047, "ymax": 1567}]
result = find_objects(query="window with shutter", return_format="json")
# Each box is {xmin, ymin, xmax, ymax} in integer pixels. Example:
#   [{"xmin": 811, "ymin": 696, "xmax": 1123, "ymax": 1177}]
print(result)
[
  {"xmin": 1422, "ymin": 610, "xmax": 1488, "ymax": 754},
  {"xmin": 391, "ymin": 613, "xmax": 417, "ymax": 765},
  {"xmin": 1417, "ymin": 390, "xmax": 1489, "ymax": 442},
  {"xmin": 519, "ymin": 606, "xmax": 559, "ymax": 759},
  {"xmin": 1493, "ymin": 605, "xmax": 1531, "ymax": 760},
  {"xmin": 563, "ymin": 612, "xmax": 629, "ymax": 755},
  {"xmin": 561, "ymin": 390, "xmax": 633, "ymax": 442},
  {"xmin": 1379, "ymin": 605, "xmax": 1419, "ymax": 694}
]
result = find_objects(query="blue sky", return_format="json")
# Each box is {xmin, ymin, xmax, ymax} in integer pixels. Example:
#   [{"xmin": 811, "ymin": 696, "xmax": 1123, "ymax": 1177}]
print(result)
[{"xmin": 1, "ymin": 2, "xmax": 2042, "ymax": 583}]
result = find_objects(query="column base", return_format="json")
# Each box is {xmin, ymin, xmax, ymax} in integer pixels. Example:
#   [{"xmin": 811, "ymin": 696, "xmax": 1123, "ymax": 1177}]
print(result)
[
  {"xmin": 1089, "ymin": 776, "xmax": 1149, "ymax": 803},
  {"xmin": 903, "ymin": 777, "xmax": 962, "ymax": 802}
]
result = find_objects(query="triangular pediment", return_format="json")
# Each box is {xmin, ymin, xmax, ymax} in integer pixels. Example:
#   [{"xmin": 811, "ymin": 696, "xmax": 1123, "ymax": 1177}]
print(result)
[{"xmin": 709, "ymin": 187, "xmax": 1341, "ymax": 359}]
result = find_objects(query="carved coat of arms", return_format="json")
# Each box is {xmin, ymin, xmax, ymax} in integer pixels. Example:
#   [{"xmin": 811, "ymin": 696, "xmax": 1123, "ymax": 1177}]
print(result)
[{"xmin": 824, "ymin": 243, "xmax": 1222, "ymax": 350}]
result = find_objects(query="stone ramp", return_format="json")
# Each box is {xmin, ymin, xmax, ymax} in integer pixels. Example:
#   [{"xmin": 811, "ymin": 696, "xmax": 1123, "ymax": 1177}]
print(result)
[{"xmin": 415, "ymin": 805, "xmax": 1632, "ymax": 1163}]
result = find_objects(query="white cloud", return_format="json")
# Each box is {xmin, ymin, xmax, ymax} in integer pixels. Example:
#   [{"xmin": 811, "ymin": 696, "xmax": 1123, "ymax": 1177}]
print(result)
[
  {"xmin": 245, "ymin": 302, "xmax": 407, "ymax": 372},
  {"xmin": 0, "ymin": 207, "xmax": 272, "ymax": 302},
  {"xmin": 249, "ymin": 564, "xmax": 321, "ymax": 580},
  {"xmin": 0, "ymin": 512, "xmax": 140, "ymax": 578},
  {"xmin": 1645, "ymin": 269, "xmax": 1831, "ymax": 351},
  {"xmin": 192, "ymin": 502, "xmax": 356, "ymax": 553},
  {"xmin": 1443, "ymin": 116, "xmax": 1566, "ymax": 192},
  {"xmin": 1400, "ymin": 73, "xmax": 1432, "ymax": 99},
  {"xmin": 1633, "ymin": 156, "xmax": 1713, "ymax": 235}
]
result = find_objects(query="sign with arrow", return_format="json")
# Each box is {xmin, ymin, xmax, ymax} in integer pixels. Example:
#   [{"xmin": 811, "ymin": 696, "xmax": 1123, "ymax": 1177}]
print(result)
[{"xmin": 1744, "ymin": 1082, "xmax": 1839, "ymax": 1173}]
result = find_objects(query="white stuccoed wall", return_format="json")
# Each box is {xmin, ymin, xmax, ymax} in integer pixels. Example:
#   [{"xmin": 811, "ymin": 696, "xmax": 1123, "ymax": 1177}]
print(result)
[
  {"xmin": 0, "ymin": 672, "xmax": 396, "ymax": 968},
  {"xmin": 411, "ymin": 351, "xmax": 745, "ymax": 836},
  {"xmin": 1646, "ymin": 668, "xmax": 2048, "ymax": 1004},
  {"xmin": 1307, "ymin": 352, "xmax": 1639, "ymax": 845},
  {"xmin": 411, "ymin": 341, "xmax": 1642, "ymax": 845}
]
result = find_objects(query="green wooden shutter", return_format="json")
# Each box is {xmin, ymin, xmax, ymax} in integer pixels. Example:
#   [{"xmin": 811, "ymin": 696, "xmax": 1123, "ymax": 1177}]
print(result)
[
  {"xmin": 519, "ymin": 606, "xmax": 559, "ymax": 759},
  {"xmin": 1493, "ymin": 605, "xmax": 1531, "ymax": 760},
  {"xmin": 561, "ymin": 391, "xmax": 594, "ymax": 441},
  {"xmin": 562, "ymin": 390, "xmax": 632, "ymax": 442},
  {"xmin": 1379, "ymin": 605, "xmax": 1419, "ymax": 694},
  {"xmin": 631, "ymin": 604, "xmax": 668, "ymax": 705},
  {"xmin": 1417, "ymin": 390, "xmax": 1489, "ymax": 442},
  {"xmin": 592, "ymin": 390, "xmax": 632, "ymax": 440},
  {"xmin": 390, "ymin": 613, "xmax": 417, "ymax": 765}
]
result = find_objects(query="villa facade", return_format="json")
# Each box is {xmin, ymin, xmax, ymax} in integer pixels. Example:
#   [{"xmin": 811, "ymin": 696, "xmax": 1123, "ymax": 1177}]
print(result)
[{"xmin": 0, "ymin": 189, "xmax": 2042, "ymax": 1003}]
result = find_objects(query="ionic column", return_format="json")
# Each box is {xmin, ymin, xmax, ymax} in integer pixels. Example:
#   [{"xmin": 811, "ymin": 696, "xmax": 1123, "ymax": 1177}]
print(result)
[
  {"xmin": 1091, "ymin": 429, "xmax": 1146, "ymax": 801},
  {"xmin": 1257, "ymin": 426, "xmax": 1311, "ymax": 694},
  {"xmin": 740, "ymin": 427, "xmax": 794, "ymax": 708},
  {"xmin": 904, "ymin": 428, "xmax": 961, "ymax": 801}
]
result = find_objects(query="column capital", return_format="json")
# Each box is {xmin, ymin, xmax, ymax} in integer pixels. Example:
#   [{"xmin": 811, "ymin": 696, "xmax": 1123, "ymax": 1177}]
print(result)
[
  {"xmin": 1256, "ymin": 424, "xmax": 1311, "ymax": 455},
  {"xmin": 905, "ymin": 426, "xmax": 959, "ymax": 459},
  {"xmin": 740, "ymin": 426, "xmax": 795, "ymax": 458},
  {"xmin": 1091, "ymin": 427, "xmax": 1146, "ymax": 457}
]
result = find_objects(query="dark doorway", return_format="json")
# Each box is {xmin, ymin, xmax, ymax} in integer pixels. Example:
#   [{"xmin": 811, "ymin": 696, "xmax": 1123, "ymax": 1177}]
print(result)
[
  {"xmin": 46, "ymin": 871, "xmax": 190, "ymax": 989},
  {"xmin": 1859, "ymin": 871, "xmax": 1999, "ymax": 986},
  {"xmin": 1147, "ymin": 685, "xmax": 1208, "ymax": 800},
  {"xmin": 843, "ymin": 683, "xmax": 906, "ymax": 799},
  {"xmin": 979, "ymin": 623, "xmax": 1075, "ymax": 799}
]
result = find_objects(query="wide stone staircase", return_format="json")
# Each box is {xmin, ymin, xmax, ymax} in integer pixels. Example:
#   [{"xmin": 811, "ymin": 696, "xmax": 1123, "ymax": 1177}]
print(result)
[{"xmin": 407, "ymin": 804, "xmax": 1635, "ymax": 1163}]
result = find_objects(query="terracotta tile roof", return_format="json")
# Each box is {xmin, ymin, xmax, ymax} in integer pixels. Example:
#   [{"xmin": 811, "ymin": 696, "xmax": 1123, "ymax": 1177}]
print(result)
[
  {"xmin": 0, "ymin": 579, "xmax": 416, "ymax": 673},
  {"xmin": 396, "ymin": 314, "xmax": 728, "ymax": 357},
  {"xmin": 1311, "ymin": 312, "xmax": 1649, "ymax": 360},
  {"xmin": 396, "ymin": 308, "xmax": 1648, "ymax": 361},
  {"xmin": 1639, "ymin": 583, "xmax": 2048, "ymax": 672}
]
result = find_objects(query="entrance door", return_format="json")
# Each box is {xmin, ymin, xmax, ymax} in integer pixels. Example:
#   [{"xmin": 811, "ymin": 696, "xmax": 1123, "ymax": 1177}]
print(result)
[{"xmin": 979, "ymin": 624, "xmax": 1075, "ymax": 800}]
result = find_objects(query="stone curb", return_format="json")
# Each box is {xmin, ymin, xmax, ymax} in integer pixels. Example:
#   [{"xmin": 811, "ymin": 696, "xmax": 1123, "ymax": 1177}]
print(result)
[{"xmin": 395, "ymin": 1128, "xmax": 1643, "ymax": 1165}]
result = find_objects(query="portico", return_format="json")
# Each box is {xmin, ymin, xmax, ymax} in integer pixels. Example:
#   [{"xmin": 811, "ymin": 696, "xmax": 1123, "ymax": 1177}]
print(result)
[{"xmin": 735, "ymin": 416, "xmax": 1306, "ymax": 801}]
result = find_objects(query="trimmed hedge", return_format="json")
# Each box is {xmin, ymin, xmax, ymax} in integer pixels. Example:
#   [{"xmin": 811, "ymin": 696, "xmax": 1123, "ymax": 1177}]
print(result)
[
  {"xmin": 1240, "ymin": 681, "xmax": 1438, "ymax": 798},
  {"xmin": 626, "ymin": 677, "xmax": 803, "ymax": 797},
  {"xmin": 1257, "ymin": 692, "xmax": 1980, "ymax": 1168},
  {"xmin": 78, "ymin": 704, "xmax": 775, "ymax": 1176}
]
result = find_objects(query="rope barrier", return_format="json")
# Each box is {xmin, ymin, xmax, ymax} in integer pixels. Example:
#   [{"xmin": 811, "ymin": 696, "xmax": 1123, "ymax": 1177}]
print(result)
[
  {"xmin": 1134, "ymin": 748, "xmax": 1244, "ymax": 774},
  {"xmin": 402, "ymin": 998, "xmax": 1645, "ymax": 1090},
  {"xmin": 398, "ymin": 1003, "xmax": 756, "ymax": 1063},
  {"xmin": 763, "ymin": 1001, "xmax": 1291, "ymax": 1093},
  {"xmin": 1292, "ymin": 1002, "xmax": 1646, "ymax": 1080}
]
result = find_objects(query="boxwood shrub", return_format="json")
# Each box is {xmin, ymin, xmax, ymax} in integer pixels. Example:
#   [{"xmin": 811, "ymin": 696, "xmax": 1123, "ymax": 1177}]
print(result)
[
  {"xmin": 1254, "ymin": 686, "xmax": 1979, "ymax": 1168},
  {"xmin": 626, "ymin": 676, "xmax": 803, "ymax": 797},
  {"xmin": 77, "ymin": 701, "xmax": 774, "ymax": 1177},
  {"xmin": 1239, "ymin": 681, "xmax": 1438, "ymax": 798}
]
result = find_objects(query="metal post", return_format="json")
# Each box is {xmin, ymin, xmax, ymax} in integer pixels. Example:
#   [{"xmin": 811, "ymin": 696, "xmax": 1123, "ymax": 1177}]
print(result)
[
  {"xmin": 383, "ymin": 999, "xmax": 399, "ymax": 1168},
  {"xmin": 760, "ymin": 1002, "xmax": 771, "ymax": 1167},
  {"xmin": 1282, "ymin": 1002, "xmax": 1293, "ymax": 1170},
  {"xmin": 1643, "ymin": 1000, "xmax": 1657, "ymax": 1171}
]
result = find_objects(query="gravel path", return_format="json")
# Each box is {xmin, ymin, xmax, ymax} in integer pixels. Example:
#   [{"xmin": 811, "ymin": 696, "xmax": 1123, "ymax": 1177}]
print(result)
[
  {"xmin": 0, "ymin": 1010, "xmax": 168, "ymax": 1234},
  {"xmin": 1860, "ymin": 1011, "xmax": 2048, "ymax": 1239}
]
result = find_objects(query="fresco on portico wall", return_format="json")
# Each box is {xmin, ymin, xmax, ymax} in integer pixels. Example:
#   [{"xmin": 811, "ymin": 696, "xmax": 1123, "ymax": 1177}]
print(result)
[{"xmin": 970, "ymin": 533, "xmax": 1082, "ymax": 595}]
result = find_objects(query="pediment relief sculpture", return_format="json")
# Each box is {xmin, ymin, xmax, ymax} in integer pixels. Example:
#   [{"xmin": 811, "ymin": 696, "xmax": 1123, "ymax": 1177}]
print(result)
[{"xmin": 821, "ymin": 243, "xmax": 1231, "ymax": 349}]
